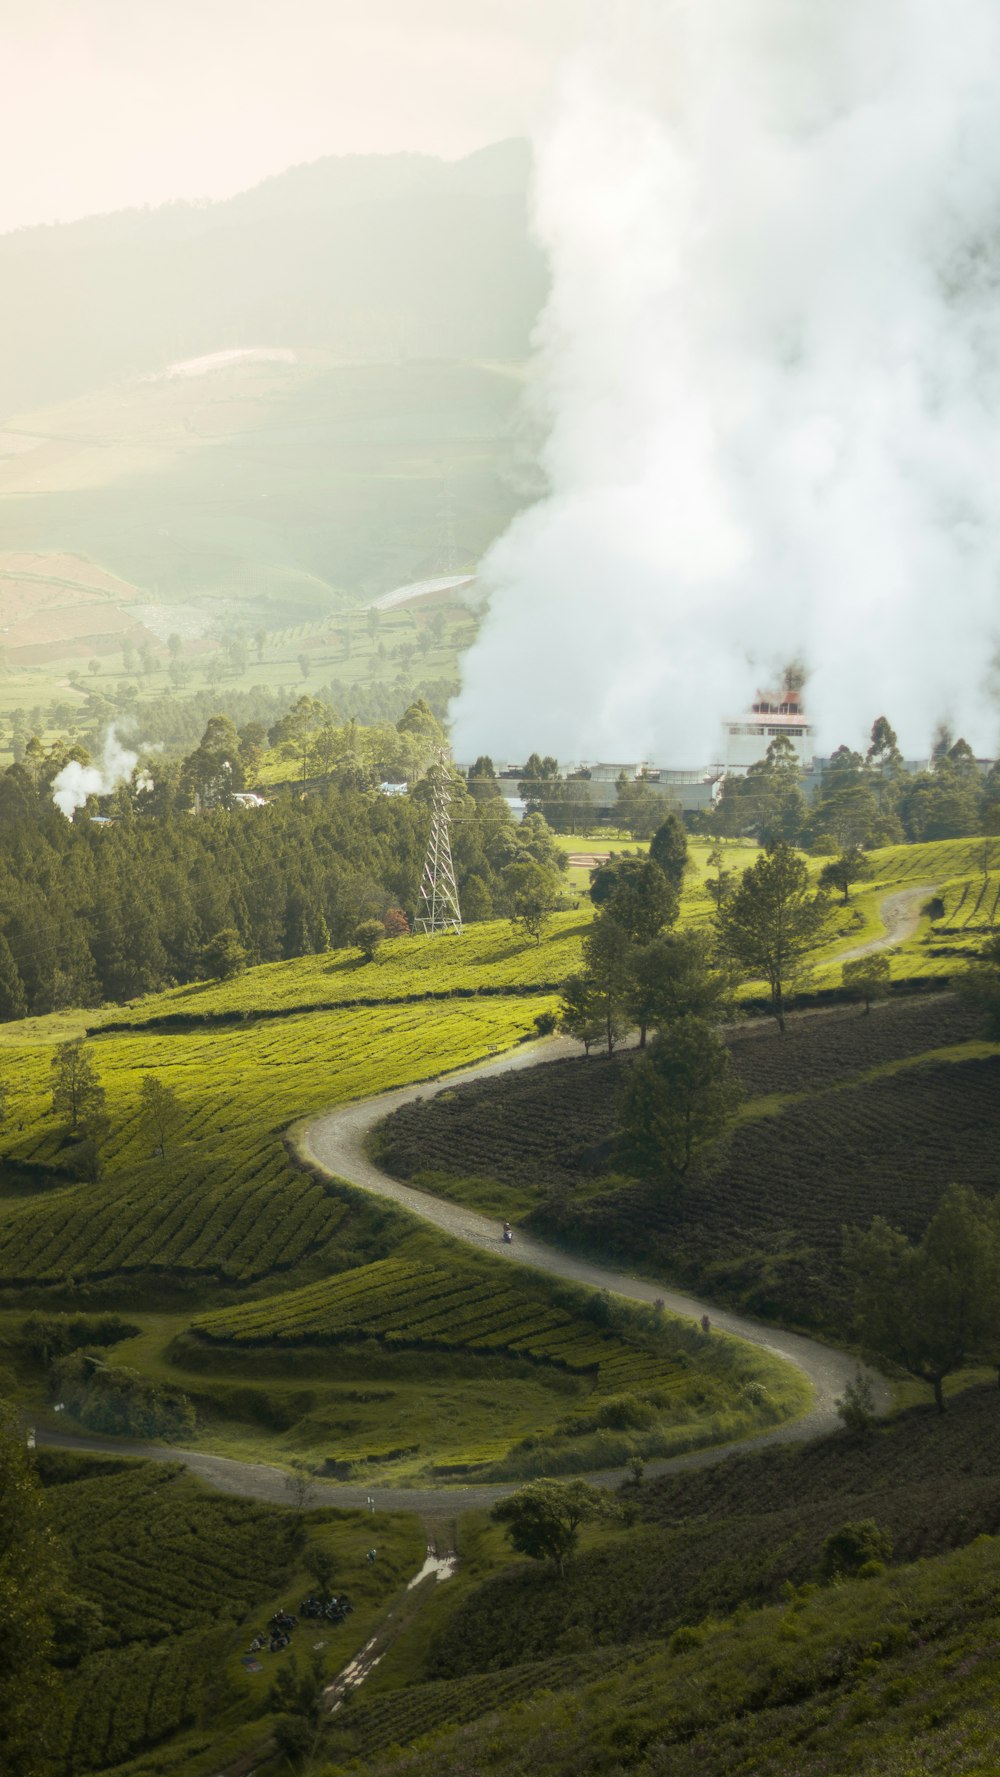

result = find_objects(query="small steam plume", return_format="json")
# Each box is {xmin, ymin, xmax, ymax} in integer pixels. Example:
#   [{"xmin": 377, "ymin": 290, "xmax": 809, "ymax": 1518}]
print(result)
[
  {"xmin": 52, "ymin": 727, "xmax": 153, "ymax": 819},
  {"xmin": 451, "ymin": 0, "xmax": 1000, "ymax": 763}
]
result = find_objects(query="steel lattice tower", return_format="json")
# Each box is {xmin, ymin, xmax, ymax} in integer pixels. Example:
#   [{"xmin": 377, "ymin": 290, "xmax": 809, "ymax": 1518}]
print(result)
[{"xmin": 414, "ymin": 758, "xmax": 463, "ymax": 935}]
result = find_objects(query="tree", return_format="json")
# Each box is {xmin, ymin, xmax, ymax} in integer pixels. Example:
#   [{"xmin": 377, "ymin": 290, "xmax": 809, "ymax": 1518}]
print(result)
[
  {"xmin": 0, "ymin": 932, "xmax": 27, "ymax": 1022},
  {"xmin": 267, "ymin": 1647, "xmax": 326, "ymax": 1767},
  {"xmin": 819, "ymin": 846, "xmax": 873, "ymax": 904},
  {"xmin": 492, "ymin": 1479, "xmax": 617, "ymax": 1575},
  {"xmin": 625, "ymin": 930, "xmax": 729, "ymax": 1047},
  {"xmin": 180, "ymin": 714, "xmax": 245, "ymax": 809},
  {"xmin": 648, "ymin": 811, "xmax": 689, "ymax": 895},
  {"xmin": 305, "ymin": 1544, "xmax": 337, "ymax": 1595},
  {"xmin": 589, "ymin": 856, "xmax": 677, "ymax": 945},
  {"xmin": 842, "ymin": 953, "xmax": 891, "ymax": 1015},
  {"xmin": 238, "ymin": 721, "xmax": 268, "ymax": 777},
  {"xmin": 897, "ymin": 747, "xmax": 982, "ymax": 842},
  {"xmin": 703, "ymin": 844, "xmax": 734, "ymax": 907},
  {"xmin": 467, "ymin": 755, "xmax": 500, "ymax": 802},
  {"xmin": 284, "ymin": 1470, "xmax": 316, "ymax": 1511},
  {"xmin": 354, "ymin": 919, "xmax": 385, "ymax": 963},
  {"xmin": 723, "ymin": 736, "xmax": 809, "ymax": 847},
  {"xmin": 558, "ymin": 972, "xmax": 605, "ymax": 1055},
  {"xmin": 460, "ymin": 874, "xmax": 494, "ymax": 922},
  {"xmin": 618, "ymin": 1016, "xmax": 741, "ymax": 1184},
  {"xmin": 846, "ymin": 1186, "xmax": 996, "ymax": 1413},
  {"xmin": 51, "ymin": 1039, "xmax": 105, "ymax": 1133},
  {"xmin": 201, "ymin": 928, "xmax": 247, "ymax": 981},
  {"xmin": 613, "ymin": 772, "xmax": 663, "ymax": 841},
  {"xmin": 268, "ymin": 695, "xmax": 333, "ymax": 785},
  {"xmin": 982, "ymin": 763, "xmax": 1000, "ymax": 836},
  {"xmin": 139, "ymin": 1074, "xmax": 183, "ymax": 1157},
  {"xmin": 581, "ymin": 914, "xmax": 633, "ymax": 1055},
  {"xmin": 866, "ymin": 715, "xmax": 902, "ymax": 780},
  {"xmin": 504, "ymin": 859, "xmax": 561, "ymax": 945},
  {"xmin": 834, "ymin": 1371, "xmax": 879, "ymax": 1433},
  {"xmin": 716, "ymin": 843, "xmax": 830, "ymax": 1031}
]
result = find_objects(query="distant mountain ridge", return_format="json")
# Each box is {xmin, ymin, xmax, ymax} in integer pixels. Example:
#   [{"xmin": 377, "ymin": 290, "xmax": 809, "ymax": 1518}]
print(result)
[{"xmin": 0, "ymin": 139, "xmax": 544, "ymax": 415}]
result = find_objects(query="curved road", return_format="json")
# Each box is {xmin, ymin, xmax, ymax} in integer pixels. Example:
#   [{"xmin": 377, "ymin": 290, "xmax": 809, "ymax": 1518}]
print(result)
[
  {"xmin": 40, "ymin": 1031, "xmax": 890, "ymax": 1513},
  {"xmin": 835, "ymin": 882, "xmax": 934, "ymax": 965}
]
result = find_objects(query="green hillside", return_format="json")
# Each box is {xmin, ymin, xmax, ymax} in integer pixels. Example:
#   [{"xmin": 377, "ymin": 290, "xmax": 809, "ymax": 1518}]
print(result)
[{"xmin": 0, "ymin": 909, "xmax": 802, "ymax": 1484}]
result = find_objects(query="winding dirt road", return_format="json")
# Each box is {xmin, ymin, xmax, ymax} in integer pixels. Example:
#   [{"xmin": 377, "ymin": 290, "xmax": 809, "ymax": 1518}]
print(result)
[{"xmin": 39, "ymin": 1030, "xmax": 891, "ymax": 1513}]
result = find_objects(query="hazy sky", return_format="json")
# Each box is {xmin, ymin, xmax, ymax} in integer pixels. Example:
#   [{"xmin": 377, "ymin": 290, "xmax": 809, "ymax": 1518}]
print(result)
[{"xmin": 0, "ymin": 0, "xmax": 582, "ymax": 233}]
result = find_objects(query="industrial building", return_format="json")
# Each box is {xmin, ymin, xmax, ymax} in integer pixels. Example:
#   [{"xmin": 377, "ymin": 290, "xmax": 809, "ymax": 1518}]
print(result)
[{"xmin": 721, "ymin": 685, "xmax": 815, "ymax": 775}]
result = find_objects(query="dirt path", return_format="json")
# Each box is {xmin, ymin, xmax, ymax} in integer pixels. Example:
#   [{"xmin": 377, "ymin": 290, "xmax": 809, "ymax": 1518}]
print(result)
[
  {"xmin": 835, "ymin": 883, "xmax": 935, "ymax": 966},
  {"xmin": 210, "ymin": 1543, "xmax": 458, "ymax": 1777}
]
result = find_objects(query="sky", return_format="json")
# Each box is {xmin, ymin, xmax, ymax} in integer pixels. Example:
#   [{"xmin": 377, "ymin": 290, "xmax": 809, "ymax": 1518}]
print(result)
[{"xmin": 0, "ymin": 0, "xmax": 581, "ymax": 233}]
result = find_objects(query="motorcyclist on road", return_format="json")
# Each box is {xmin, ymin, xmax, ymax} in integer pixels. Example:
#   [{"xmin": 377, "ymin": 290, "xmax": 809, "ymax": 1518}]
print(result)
[{"xmin": 502, "ymin": 1220, "xmax": 513, "ymax": 1244}]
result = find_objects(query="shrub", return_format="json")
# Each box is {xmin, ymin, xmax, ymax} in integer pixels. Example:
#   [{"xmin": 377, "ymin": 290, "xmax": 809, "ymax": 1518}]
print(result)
[
  {"xmin": 355, "ymin": 919, "xmax": 386, "ymax": 963},
  {"xmin": 835, "ymin": 1370, "xmax": 878, "ymax": 1433},
  {"xmin": 820, "ymin": 1519, "xmax": 894, "ymax": 1581}
]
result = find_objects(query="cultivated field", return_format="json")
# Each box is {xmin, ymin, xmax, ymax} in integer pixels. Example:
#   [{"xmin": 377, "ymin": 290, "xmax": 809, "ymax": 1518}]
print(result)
[
  {"xmin": 374, "ymin": 991, "xmax": 1000, "ymax": 1333},
  {"xmin": 35, "ymin": 1449, "xmax": 423, "ymax": 1777}
]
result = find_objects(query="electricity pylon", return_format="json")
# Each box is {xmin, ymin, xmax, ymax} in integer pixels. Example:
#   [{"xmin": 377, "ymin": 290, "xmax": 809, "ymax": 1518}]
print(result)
[{"xmin": 414, "ymin": 756, "xmax": 463, "ymax": 935}]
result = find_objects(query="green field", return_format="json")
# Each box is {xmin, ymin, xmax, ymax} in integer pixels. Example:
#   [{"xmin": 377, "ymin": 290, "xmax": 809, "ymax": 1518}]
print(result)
[{"xmin": 0, "ymin": 903, "xmax": 807, "ymax": 1482}]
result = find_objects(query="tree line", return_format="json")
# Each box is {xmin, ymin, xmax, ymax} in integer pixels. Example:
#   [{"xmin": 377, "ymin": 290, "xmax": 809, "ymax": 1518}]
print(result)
[
  {"xmin": 469, "ymin": 717, "xmax": 1000, "ymax": 846},
  {"xmin": 0, "ymin": 702, "xmax": 567, "ymax": 1019}
]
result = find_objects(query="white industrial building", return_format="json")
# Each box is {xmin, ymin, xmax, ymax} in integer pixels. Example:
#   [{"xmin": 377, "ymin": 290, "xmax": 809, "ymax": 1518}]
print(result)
[{"xmin": 721, "ymin": 686, "xmax": 815, "ymax": 775}]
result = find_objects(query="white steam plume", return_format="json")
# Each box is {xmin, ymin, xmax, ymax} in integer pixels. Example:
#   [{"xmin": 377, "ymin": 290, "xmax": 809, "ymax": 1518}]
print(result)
[
  {"xmin": 451, "ymin": 0, "xmax": 1000, "ymax": 764},
  {"xmin": 52, "ymin": 727, "xmax": 153, "ymax": 819}
]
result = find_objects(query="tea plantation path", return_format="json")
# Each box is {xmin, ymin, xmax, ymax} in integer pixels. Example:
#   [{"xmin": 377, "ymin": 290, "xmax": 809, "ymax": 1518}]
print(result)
[
  {"xmin": 38, "ymin": 1022, "xmax": 901, "ymax": 1513},
  {"xmin": 835, "ymin": 881, "xmax": 935, "ymax": 965}
]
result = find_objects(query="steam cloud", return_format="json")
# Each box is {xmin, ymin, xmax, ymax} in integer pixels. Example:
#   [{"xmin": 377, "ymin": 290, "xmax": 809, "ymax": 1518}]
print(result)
[
  {"xmin": 451, "ymin": 0, "xmax": 1000, "ymax": 765},
  {"xmin": 52, "ymin": 728, "xmax": 153, "ymax": 819}
]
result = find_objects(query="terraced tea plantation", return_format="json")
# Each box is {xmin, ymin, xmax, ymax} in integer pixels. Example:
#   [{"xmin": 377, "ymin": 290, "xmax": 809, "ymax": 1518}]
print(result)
[
  {"xmin": 376, "ymin": 992, "xmax": 1000, "ymax": 1334},
  {"xmin": 191, "ymin": 1254, "xmax": 802, "ymax": 1479},
  {"xmin": 0, "ymin": 911, "xmax": 808, "ymax": 1483},
  {"xmin": 34, "ymin": 1451, "xmax": 423, "ymax": 1777},
  {"xmin": 0, "ymin": 997, "xmax": 551, "ymax": 1287},
  {"xmin": 93, "ymin": 913, "xmax": 589, "ymax": 1025}
]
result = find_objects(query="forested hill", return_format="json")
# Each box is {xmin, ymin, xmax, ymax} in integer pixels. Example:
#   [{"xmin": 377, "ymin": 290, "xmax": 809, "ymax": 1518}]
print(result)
[
  {"xmin": 0, "ymin": 139, "xmax": 543, "ymax": 414},
  {"xmin": 0, "ymin": 708, "xmax": 564, "ymax": 1017}
]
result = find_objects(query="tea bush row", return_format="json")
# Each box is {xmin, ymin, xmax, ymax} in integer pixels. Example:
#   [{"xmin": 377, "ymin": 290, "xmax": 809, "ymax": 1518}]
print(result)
[
  {"xmin": 322, "ymin": 1535, "xmax": 1000, "ymax": 1777},
  {"xmin": 326, "ymin": 1644, "xmax": 640, "ymax": 1762},
  {"xmin": 194, "ymin": 1258, "xmax": 687, "ymax": 1396},
  {"xmin": 45, "ymin": 1462, "xmax": 300, "ymax": 1648},
  {"xmin": 0, "ymin": 996, "xmax": 548, "ymax": 1288},
  {"xmin": 377, "ymin": 1032, "xmax": 1000, "ymax": 1332}
]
